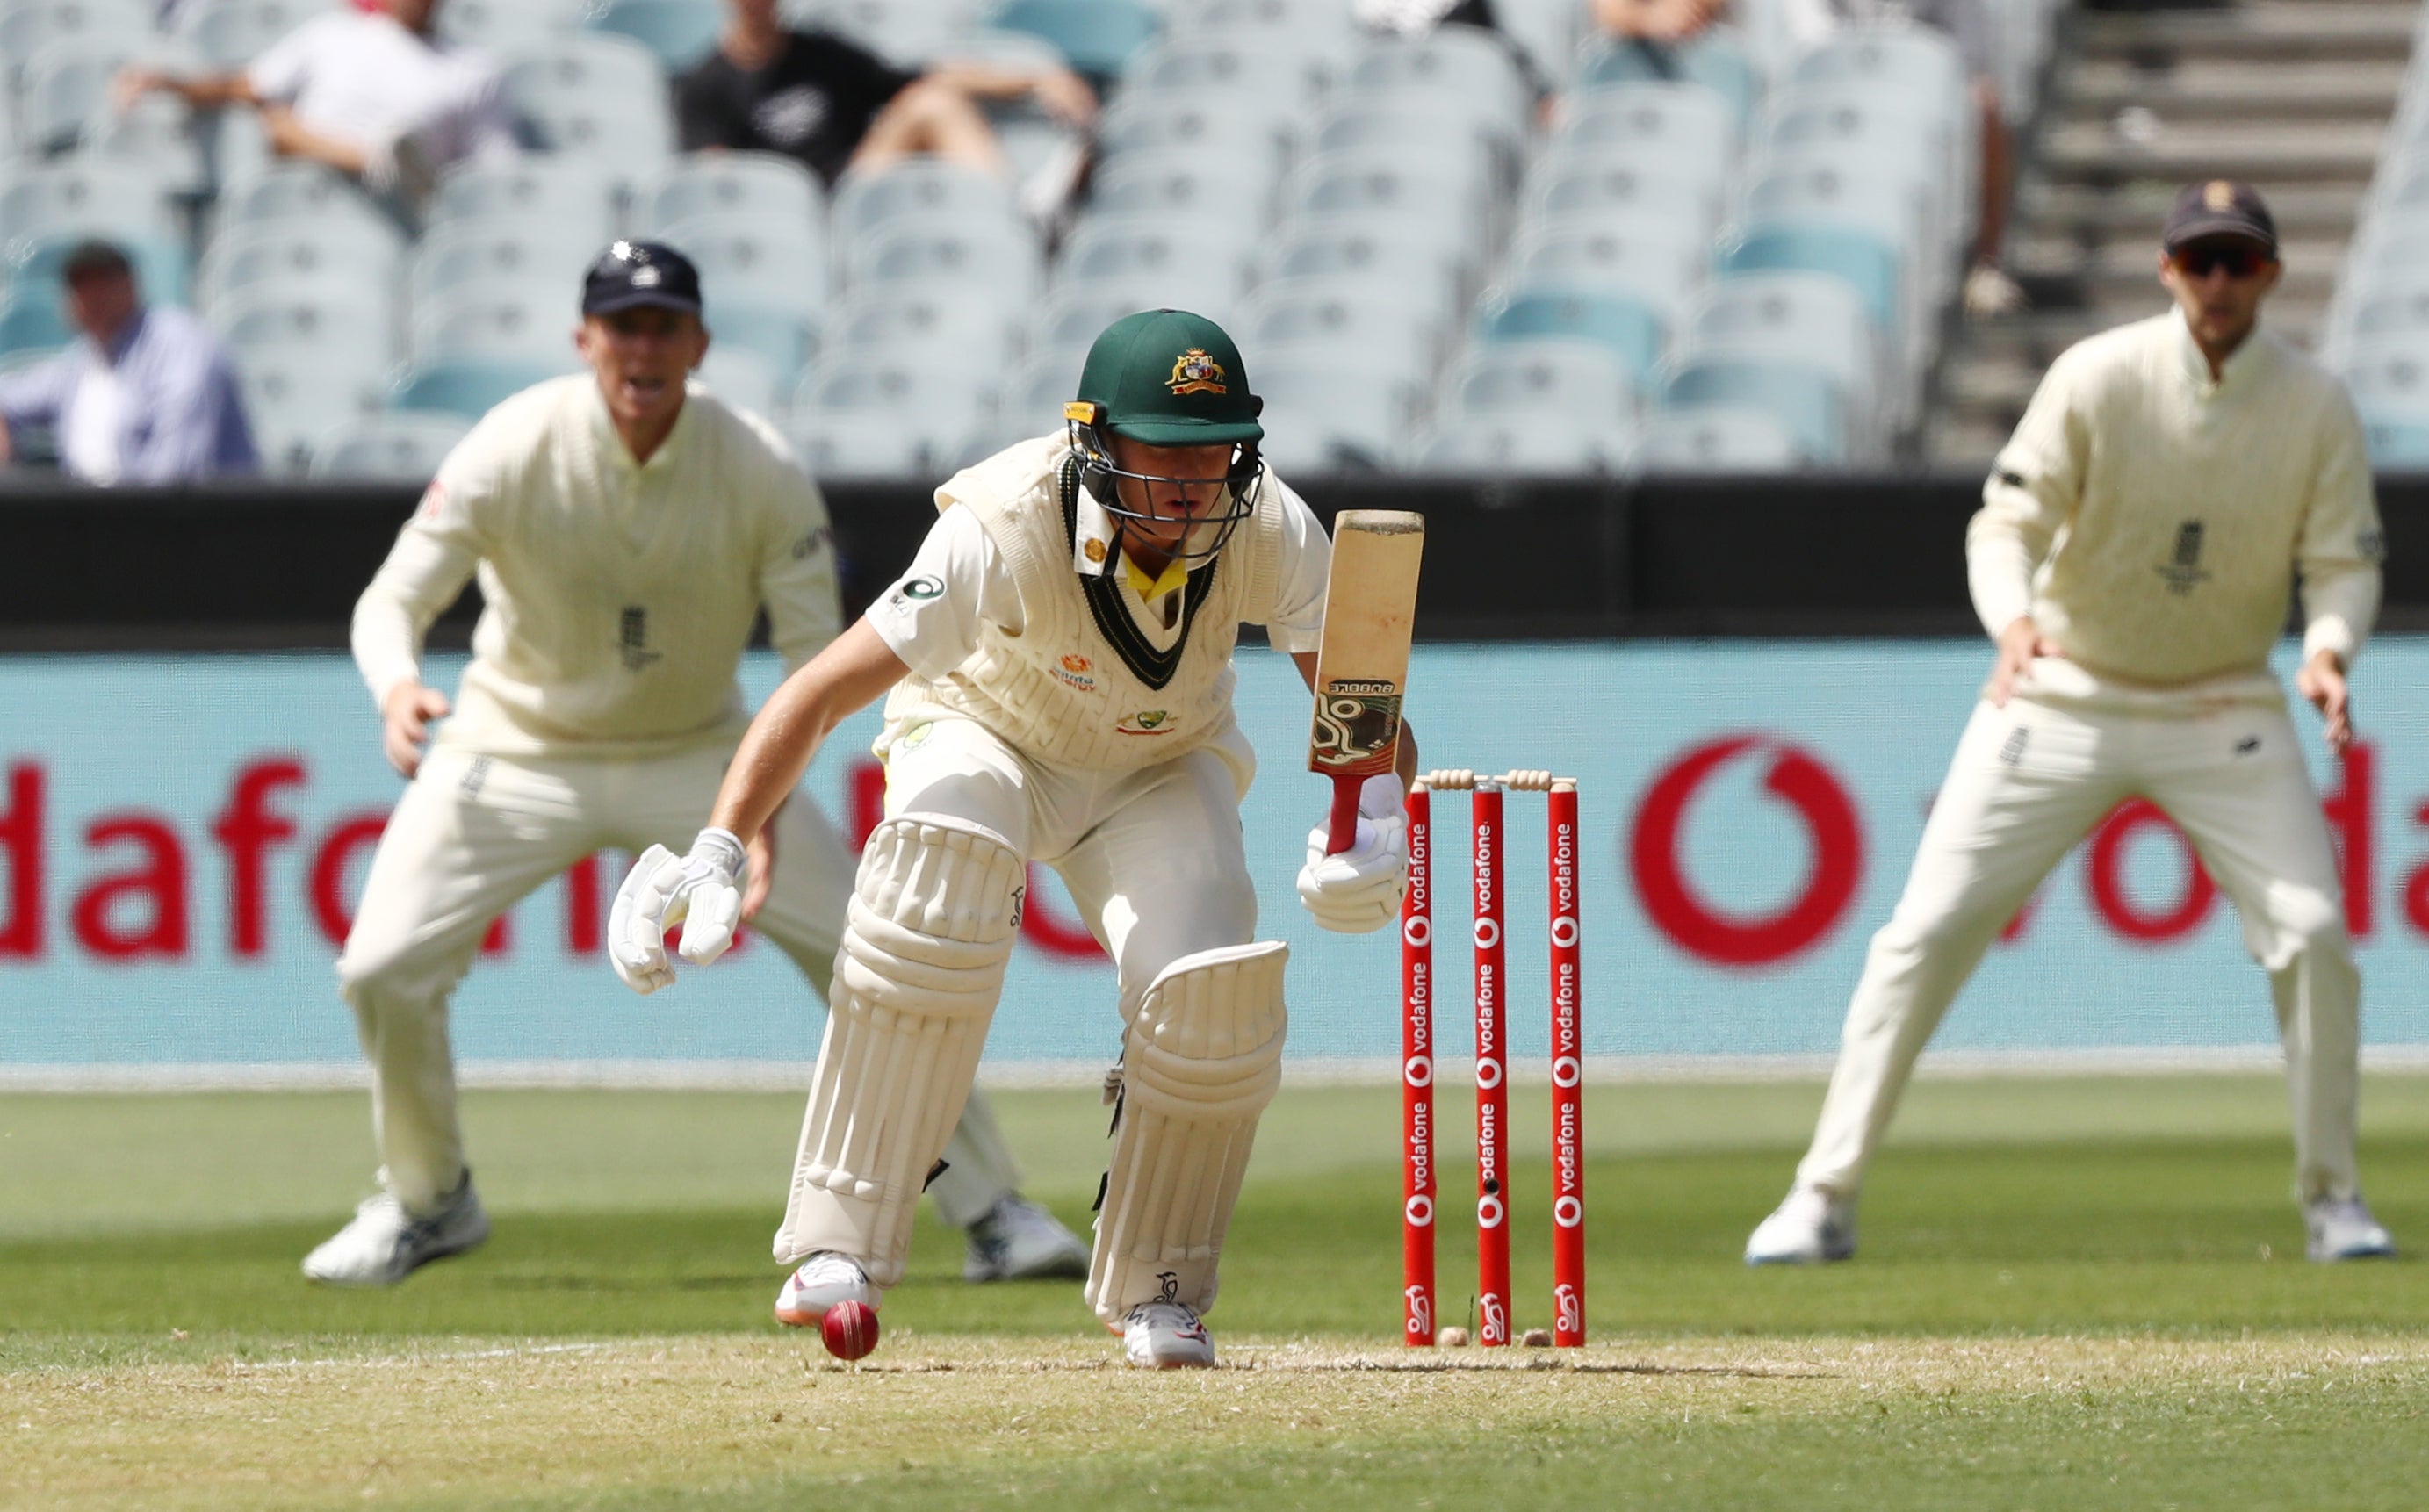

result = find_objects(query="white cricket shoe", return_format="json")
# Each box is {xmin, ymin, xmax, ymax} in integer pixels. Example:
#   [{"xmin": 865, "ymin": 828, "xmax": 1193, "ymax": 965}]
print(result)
[
  {"xmin": 1121, "ymin": 1300, "xmax": 1215, "ymax": 1369},
  {"xmin": 963, "ymin": 1195, "xmax": 1091, "ymax": 1282},
  {"xmin": 301, "ymin": 1176, "xmax": 488, "ymax": 1287},
  {"xmin": 1745, "ymin": 1184, "xmax": 1857, "ymax": 1265},
  {"xmin": 775, "ymin": 1251, "xmax": 883, "ymax": 1328},
  {"xmin": 2305, "ymin": 1196, "xmax": 2397, "ymax": 1263}
]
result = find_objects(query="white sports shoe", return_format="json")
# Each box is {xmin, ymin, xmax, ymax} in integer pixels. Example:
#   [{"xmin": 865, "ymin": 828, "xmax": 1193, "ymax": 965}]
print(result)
[
  {"xmin": 301, "ymin": 1175, "xmax": 488, "ymax": 1287},
  {"xmin": 1745, "ymin": 1184, "xmax": 1857, "ymax": 1265},
  {"xmin": 2305, "ymin": 1195, "xmax": 2397, "ymax": 1263},
  {"xmin": 775, "ymin": 1251, "xmax": 883, "ymax": 1328},
  {"xmin": 1121, "ymin": 1300, "xmax": 1215, "ymax": 1369},
  {"xmin": 963, "ymin": 1195, "xmax": 1092, "ymax": 1282}
]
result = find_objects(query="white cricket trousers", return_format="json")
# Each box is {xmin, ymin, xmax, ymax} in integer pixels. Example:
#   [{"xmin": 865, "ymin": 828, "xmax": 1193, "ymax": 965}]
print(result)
[
  {"xmin": 336, "ymin": 741, "xmax": 1022, "ymax": 1221},
  {"xmin": 1797, "ymin": 693, "xmax": 2361, "ymax": 1204},
  {"xmin": 772, "ymin": 716, "xmax": 1261, "ymax": 1262}
]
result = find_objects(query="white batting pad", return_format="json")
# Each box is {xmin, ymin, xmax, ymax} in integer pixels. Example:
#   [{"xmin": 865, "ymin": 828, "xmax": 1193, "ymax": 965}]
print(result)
[
  {"xmin": 773, "ymin": 815, "xmax": 1027, "ymax": 1285},
  {"xmin": 1086, "ymin": 940, "xmax": 1289, "ymax": 1322}
]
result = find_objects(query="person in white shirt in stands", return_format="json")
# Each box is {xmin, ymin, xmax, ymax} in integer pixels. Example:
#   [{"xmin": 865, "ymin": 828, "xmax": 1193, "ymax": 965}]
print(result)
[
  {"xmin": 303, "ymin": 240, "xmax": 1089, "ymax": 1290},
  {"xmin": 116, "ymin": 0, "xmax": 516, "ymax": 202},
  {"xmin": 1746, "ymin": 181, "xmax": 2397, "ymax": 1268}
]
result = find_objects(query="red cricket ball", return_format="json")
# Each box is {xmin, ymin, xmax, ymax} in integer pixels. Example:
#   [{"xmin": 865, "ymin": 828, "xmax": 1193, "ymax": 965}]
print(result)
[{"xmin": 820, "ymin": 1300, "xmax": 880, "ymax": 1362}]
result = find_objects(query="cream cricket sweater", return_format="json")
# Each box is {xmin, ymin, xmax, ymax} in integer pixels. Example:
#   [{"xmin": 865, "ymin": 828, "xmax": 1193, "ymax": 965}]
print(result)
[
  {"xmin": 1971, "ymin": 310, "xmax": 2383, "ymax": 709},
  {"xmin": 881, "ymin": 436, "xmax": 1291, "ymax": 773},
  {"xmin": 352, "ymin": 376, "xmax": 840, "ymax": 758}
]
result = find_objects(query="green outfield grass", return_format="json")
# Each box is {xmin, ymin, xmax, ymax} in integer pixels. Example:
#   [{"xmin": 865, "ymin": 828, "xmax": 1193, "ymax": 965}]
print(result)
[{"xmin": 4, "ymin": 1075, "xmax": 2427, "ymax": 1509}]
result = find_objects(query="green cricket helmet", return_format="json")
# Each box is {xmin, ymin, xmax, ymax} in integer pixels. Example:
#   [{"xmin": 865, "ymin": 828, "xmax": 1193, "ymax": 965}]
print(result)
[{"xmin": 1063, "ymin": 308, "xmax": 1265, "ymax": 566}]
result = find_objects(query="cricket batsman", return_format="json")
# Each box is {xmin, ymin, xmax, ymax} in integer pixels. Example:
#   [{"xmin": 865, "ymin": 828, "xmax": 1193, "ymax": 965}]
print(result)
[
  {"xmin": 1747, "ymin": 181, "xmax": 2398, "ymax": 1267},
  {"xmin": 609, "ymin": 309, "xmax": 1415, "ymax": 1366},
  {"xmin": 306, "ymin": 241, "xmax": 1088, "ymax": 1287}
]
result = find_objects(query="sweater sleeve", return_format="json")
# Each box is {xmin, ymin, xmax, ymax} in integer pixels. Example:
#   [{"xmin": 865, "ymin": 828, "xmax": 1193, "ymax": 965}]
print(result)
[
  {"xmin": 759, "ymin": 458, "xmax": 842, "ymax": 675},
  {"xmin": 350, "ymin": 457, "xmax": 489, "ymax": 708},
  {"xmin": 1967, "ymin": 347, "xmax": 2089, "ymax": 640},
  {"xmin": 2297, "ymin": 385, "xmax": 2385, "ymax": 667}
]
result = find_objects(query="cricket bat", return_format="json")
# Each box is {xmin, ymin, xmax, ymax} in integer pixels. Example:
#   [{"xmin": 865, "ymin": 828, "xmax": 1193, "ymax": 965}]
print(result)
[{"xmin": 1308, "ymin": 509, "xmax": 1425, "ymax": 855}]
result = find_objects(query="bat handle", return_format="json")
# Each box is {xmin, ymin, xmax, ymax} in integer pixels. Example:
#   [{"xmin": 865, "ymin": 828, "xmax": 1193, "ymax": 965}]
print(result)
[{"xmin": 1325, "ymin": 774, "xmax": 1363, "ymax": 855}]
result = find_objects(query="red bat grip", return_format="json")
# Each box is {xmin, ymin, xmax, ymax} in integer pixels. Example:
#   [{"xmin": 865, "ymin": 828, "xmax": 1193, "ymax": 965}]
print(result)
[{"xmin": 1325, "ymin": 774, "xmax": 1363, "ymax": 854}]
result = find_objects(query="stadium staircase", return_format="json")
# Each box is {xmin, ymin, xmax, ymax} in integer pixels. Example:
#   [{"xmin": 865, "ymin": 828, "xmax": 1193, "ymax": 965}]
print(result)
[{"xmin": 1928, "ymin": 0, "xmax": 2418, "ymax": 464}]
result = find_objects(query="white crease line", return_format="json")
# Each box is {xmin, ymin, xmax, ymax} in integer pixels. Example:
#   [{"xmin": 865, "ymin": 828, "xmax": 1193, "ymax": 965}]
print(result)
[{"xmin": 230, "ymin": 1342, "xmax": 620, "ymax": 1372}]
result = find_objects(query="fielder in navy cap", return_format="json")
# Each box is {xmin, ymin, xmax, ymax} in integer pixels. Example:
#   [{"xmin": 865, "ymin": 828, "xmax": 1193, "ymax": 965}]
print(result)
[
  {"xmin": 581, "ymin": 239, "xmax": 705, "ymax": 318},
  {"xmin": 574, "ymin": 239, "xmax": 712, "ymax": 460}
]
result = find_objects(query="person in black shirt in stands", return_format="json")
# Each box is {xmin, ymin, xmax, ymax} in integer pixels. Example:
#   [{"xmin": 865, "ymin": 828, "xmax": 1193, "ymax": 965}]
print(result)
[{"xmin": 674, "ymin": 0, "xmax": 1098, "ymax": 192}]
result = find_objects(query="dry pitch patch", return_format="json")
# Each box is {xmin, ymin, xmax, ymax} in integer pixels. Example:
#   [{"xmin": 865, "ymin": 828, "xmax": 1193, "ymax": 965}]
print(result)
[{"xmin": 8, "ymin": 1333, "xmax": 2429, "ymax": 1511}]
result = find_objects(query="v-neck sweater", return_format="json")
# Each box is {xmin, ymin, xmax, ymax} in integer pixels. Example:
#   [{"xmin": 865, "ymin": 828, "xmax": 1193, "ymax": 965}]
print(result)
[
  {"xmin": 352, "ymin": 375, "xmax": 840, "ymax": 758},
  {"xmin": 1969, "ymin": 310, "xmax": 2382, "ymax": 706}
]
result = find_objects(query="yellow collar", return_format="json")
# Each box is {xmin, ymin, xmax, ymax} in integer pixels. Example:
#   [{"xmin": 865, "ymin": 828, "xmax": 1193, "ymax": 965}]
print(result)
[{"xmin": 1121, "ymin": 551, "xmax": 1191, "ymax": 603}]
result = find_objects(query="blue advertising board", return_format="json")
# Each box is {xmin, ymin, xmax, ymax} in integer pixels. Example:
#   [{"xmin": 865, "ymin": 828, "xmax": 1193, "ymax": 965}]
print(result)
[{"xmin": 4, "ymin": 640, "xmax": 2426, "ymax": 1078}]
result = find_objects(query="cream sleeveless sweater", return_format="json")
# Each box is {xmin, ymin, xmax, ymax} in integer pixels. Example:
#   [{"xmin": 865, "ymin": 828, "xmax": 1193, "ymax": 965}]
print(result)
[{"xmin": 882, "ymin": 436, "xmax": 1288, "ymax": 773}]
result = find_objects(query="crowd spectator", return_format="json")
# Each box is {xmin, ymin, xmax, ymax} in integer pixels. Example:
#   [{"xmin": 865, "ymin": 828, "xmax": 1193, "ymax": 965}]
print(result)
[
  {"xmin": 116, "ymin": 0, "xmax": 515, "ymax": 205},
  {"xmin": 675, "ymin": 0, "xmax": 1098, "ymax": 207},
  {"xmin": 0, "ymin": 241, "xmax": 257, "ymax": 485}
]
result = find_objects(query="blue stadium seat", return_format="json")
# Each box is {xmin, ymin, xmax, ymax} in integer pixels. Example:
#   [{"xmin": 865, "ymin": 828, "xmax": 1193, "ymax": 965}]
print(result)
[
  {"xmin": 785, "ymin": 0, "xmax": 957, "ymax": 68},
  {"xmin": 1249, "ymin": 345, "xmax": 1421, "ymax": 475},
  {"xmin": 219, "ymin": 286, "xmax": 399, "ymax": 368},
  {"xmin": 1661, "ymin": 358, "xmax": 1846, "ymax": 463},
  {"xmin": 218, "ymin": 162, "xmax": 400, "ymax": 238},
  {"xmin": 1027, "ymin": 281, "xmax": 1212, "ymax": 368},
  {"xmin": 2362, "ymin": 412, "xmax": 2429, "ymax": 468},
  {"xmin": 984, "ymin": 350, "xmax": 1082, "ymax": 454},
  {"xmin": 0, "ymin": 289, "xmax": 71, "ymax": 358},
  {"xmin": 198, "ymin": 218, "xmax": 403, "ymax": 315},
  {"xmin": 18, "ymin": 32, "xmax": 154, "ymax": 155},
  {"xmin": 175, "ymin": 0, "xmax": 336, "ymax": 70},
  {"xmin": 1789, "ymin": 27, "xmax": 1969, "ymax": 119},
  {"xmin": 984, "ymin": 0, "xmax": 1160, "ymax": 76},
  {"xmin": 1241, "ymin": 276, "xmax": 1444, "ymax": 377},
  {"xmin": 1056, "ymin": 213, "xmax": 1255, "ymax": 308},
  {"xmin": 1520, "ymin": 158, "xmax": 1723, "ymax": 243},
  {"xmin": 830, "ymin": 285, "xmax": 1020, "ymax": 368},
  {"xmin": 1473, "ymin": 285, "xmax": 1668, "ymax": 387},
  {"xmin": 635, "ymin": 152, "xmax": 824, "ymax": 240},
  {"xmin": 0, "ymin": 160, "xmax": 177, "ymax": 248},
  {"xmin": 1680, "ymin": 271, "xmax": 1877, "ymax": 439},
  {"xmin": 1504, "ymin": 220, "xmax": 1700, "ymax": 311},
  {"xmin": 238, "ymin": 343, "xmax": 393, "ymax": 473},
  {"xmin": 1263, "ymin": 220, "xmax": 1469, "ymax": 320},
  {"xmin": 440, "ymin": 0, "xmax": 586, "ymax": 54},
  {"xmin": 700, "ymin": 298, "xmax": 818, "ymax": 389},
  {"xmin": 78, "ymin": 91, "xmax": 213, "ymax": 199},
  {"xmin": 583, "ymin": 0, "xmax": 722, "ymax": 71},
  {"xmin": 408, "ymin": 281, "xmax": 566, "ymax": 364},
  {"xmin": 1718, "ymin": 224, "xmax": 1902, "ymax": 342},
  {"xmin": 1438, "ymin": 338, "xmax": 1639, "ymax": 428},
  {"xmin": 1576, "ymin": 30, "xmax": 1761, "ymax": 127},
  {"xmin": 310, "ymin": 410, "xmax": 475, "ymax": 482},
  {"xmin": 1339, "ymin": 27, "xmax": 1532, "ymax": 145},
  {"xmin": 847, "ymin": 220, "xmax": 1042, "ymax": 305},
  {"xmin": 2341, "ymin": 343, "xmax": 2429, "ymax": 415},
  {"xmin": 0, "ymin": 0, "xmax": 150, "ymax": 91},
  {"xmin": 407, "ymin": 215, "xmax": 602, "ymax": 312},
  {"xmin": 391, "ymin": 355, "xmax": 581, "ymax": 421},
  {"xmin": 1090, "ymin": 148, "xmax": 1276, "ymax": 222},
  {"xmin": 1095, "ymin": 87, "xmax": 1295, "ymax": 175},
  {"xmin": 501, "ymin": 33, "xmax": 676, "ymax": 178},
  {"xmin": 792, "ymin": 357, "xmax": 991, "ymax": 475},
  {"xmin": 1547, "ymin": 83, "xmax": 1740, "ymax": 187},
  {"xmin": 829, "ymin": 158, "xmax": 1020, "ymax": 260},
  {"xmin": 1631, "ymin": 406, "xmax": 1810, "ymax": 472},
  {"xmin": 694, "ymin": 345, "xmax": 782, "ymax": 421},
  {"xmin": 434, "ymin": 156, "xmax": 623, "ymax": 243},
  {"xmin": 1285, "ymin": 141, "xmax": 1497, "ymax": 242},
  {"xmin": 654, "ymin": 209, "xmax": 827, "ymax": 313},
  {"xmin": 1168, "ymin": 0, "xmax": 1359, "ymax": 81},
  {"xmin": 1409, "ymin": 411, "xmax": 1628, "ymax": 475}
]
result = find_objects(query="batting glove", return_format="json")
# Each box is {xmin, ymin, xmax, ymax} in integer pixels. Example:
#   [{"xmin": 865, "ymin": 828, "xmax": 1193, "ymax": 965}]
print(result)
[
  {"xmin": 608, "ymin": 828, "xmax": 746, "ymax": 994},
  {"xmin": 1296, "ymin": 774, "xmax": 1409, "ymax": 933}
]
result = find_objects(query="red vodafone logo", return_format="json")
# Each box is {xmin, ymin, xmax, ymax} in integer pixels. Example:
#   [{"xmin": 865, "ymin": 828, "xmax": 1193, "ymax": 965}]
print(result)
[{"xmin": 1631, "ymin": 735, "xmax": 1865, "ymax": 968}]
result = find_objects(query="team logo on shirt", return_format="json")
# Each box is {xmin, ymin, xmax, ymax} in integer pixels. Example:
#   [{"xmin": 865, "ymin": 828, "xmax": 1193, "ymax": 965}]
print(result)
[
  {"xmin": 2154, "ymin": 519, "xmax": 2210, "ymax": 595},
  {"xmin": 1167, "ymin": 349, "xmax": 1228, "ymax": 396},
  {"xmin": 1083, "ymin": 537, "xmax": 1109, "ymax": 565},
  {"xmin": 1116, "ymin": 709, "xmax": 1172, "ymax": 736},
  {"xmin": 1055, "ymin": 653, "xmax": 1098, "ymax": 692},
  {"xmin": 894, "ymin": 576, "xmax": 944, "ymax": 602}
]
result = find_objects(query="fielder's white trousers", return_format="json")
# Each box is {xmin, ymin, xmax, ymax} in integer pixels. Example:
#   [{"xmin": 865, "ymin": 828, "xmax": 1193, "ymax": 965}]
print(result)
[
  {"xmin": 336, "ymin": 741, "xmax": 1021, "ymax": 1221},
  {"xmin": 1796, "ymin": 694, "xmax": 2361, "ymax": 1204}
]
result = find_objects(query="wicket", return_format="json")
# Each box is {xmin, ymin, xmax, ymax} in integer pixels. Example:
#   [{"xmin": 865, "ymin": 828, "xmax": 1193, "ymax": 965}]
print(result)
[{"xmin": 1402, "ymin": 768, "xmax": 1584, "ymax": 1349}]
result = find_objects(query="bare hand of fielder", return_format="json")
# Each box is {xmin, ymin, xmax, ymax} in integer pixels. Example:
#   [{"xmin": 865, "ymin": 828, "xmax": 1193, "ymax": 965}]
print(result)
[
  {"xmin": 2296, "ymin": 650, "xmax": 2353, "ymax": 755},
  {"xmin": 1987, "ymin": 616, "xmax": 2061, "ymax": 708},
  {"xmin": 381, "ymin": 680, "xmax": 452, "ymax": 777}
]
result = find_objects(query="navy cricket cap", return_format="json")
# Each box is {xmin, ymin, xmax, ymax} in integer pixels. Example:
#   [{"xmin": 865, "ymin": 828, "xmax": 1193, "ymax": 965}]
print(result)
[
  {"xmin": 580, "ymin": 240, "xmax": 703, "ymax": 317},
  {"xmin": 2162, "ymin": 180, "xmax": 2277, "ymax": 256}
]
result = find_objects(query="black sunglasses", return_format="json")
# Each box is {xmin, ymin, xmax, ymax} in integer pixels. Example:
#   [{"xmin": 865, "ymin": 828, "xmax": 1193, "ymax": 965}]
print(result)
[{"xmin": 2173, "ymin": 246, "xmax": 2271, "ymax": 278}]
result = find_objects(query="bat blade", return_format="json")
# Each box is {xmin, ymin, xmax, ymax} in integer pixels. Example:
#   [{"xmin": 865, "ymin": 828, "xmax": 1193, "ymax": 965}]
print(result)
[{"xmin": 1308, "ymin": 509, "xmax": 1424, "ymax": 853}]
